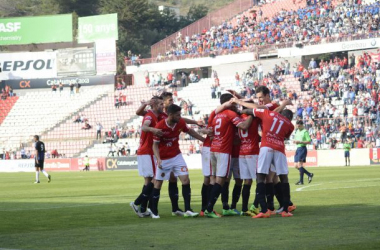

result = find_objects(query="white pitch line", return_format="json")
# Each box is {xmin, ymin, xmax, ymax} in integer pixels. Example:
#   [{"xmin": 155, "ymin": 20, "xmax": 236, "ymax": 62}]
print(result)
[
  {"xmin": 299, "ymin": 184, "xmax": 380, "ymax": 192},
  {"xmin": 295, "ymin": 183, "xmax": 323, "ymax": 192},
  {"xmin": 0, "ymin": 202, "xmax": 123, "ymax": 212}
]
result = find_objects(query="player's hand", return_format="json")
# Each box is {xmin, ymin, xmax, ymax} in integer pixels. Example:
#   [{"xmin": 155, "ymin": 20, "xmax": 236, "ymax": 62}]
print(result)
[
  {"xmin": 36, "ymin": 160, "xmax": 39, "ymax": 164},
  {"xmin": 196, "ymin": 121, "xmax": 205, "ymax": 127},
  {"xmin": 152, "ymin": 128, "xmax": 163, "ymax": 137},
  {"xmin": 283, "ymin": 99, "xmax": 293, "ymax": 106},
  {"xmin": 157, "ymin": 159, "xmax": 162, "ymax": 169}
]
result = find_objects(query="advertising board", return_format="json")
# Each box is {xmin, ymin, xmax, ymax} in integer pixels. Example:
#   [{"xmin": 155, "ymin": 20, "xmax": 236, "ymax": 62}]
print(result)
[
  {"xmin": 56, "ymin": 48, "xmax": 96, "ymax": 77},
  {"xmin": 78, "ymin": 14, "xmax": 118, "ymax": 43},
  {"xmin": 105, "ymin": 157, "xmax": 138, "ymax": 170}
]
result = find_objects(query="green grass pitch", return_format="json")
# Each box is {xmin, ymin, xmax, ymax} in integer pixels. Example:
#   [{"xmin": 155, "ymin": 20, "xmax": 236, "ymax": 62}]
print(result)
[{"xmin": 0, "ymin": 167, "xmax": 379, "ymax": 250}]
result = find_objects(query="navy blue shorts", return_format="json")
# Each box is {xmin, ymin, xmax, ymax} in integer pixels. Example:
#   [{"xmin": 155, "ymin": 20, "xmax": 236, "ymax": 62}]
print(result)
[
  {"xmin": 344, "ymin": 151, "xmax": 350, "ymax": 157},
  {"xmin": 294, "ymin": 146, "xmax": 307, "ymax": 163}
]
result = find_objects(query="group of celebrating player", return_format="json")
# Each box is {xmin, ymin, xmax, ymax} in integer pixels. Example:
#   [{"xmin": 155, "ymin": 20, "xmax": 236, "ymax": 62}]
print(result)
[{"xmin": 130, "ymin": 86, "xmax": 297, "ymax": 219}]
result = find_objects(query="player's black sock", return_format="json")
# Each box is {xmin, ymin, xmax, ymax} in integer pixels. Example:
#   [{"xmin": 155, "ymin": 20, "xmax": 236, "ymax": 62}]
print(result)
[
  {"xmin": 253, "ymin": 186, "xmax": 259, "ymax": 208},
  {"xmin": 265, "ymin": 183, "xmax": 275, "ymax": 211},
  {"xmin": 140, "ymin": 182, "xmax": 154, "ymax": 212},
  {"xmin": 230, "ymin": 184, "xmax": 242, "ymax": 209},
  {"xmin": 256, "ymin": 182, "xmax": 267, "ymax": 213},
  {"xmin": 207, "ymin": 184, "xmax": 214, "ymax": 203},
  {"xmin": 206, "ymin": 183, "xmax": 222, "ymax": 213},
  {"xmin": 182, "ymin": 184, "xmax": 191, "ymax": 211},
  {"xmin": 348, "ymin": 158, "xmax": 350, "ymax": 166},
  {"xmin": 274, "ymin": 182, "xmax": 283, "ymax": 208},
  {"xmin": 301, "ymin": 167, "xmax": 311, "ymax": 177},
  {"xmin": 134, "ymin": 185, "xmax": 146, "ymax": 206},
  {"xmin": 281, "ymin": 183, "xmax": 291, "ymax": 213},
  {"xmin": 168, "ymin": 182, "xmax": 179, "ymax": 212},
  {"xmin": 221, "ymin": 182, "xmax": 230, "ymax": 210},
  {"xmin": 201, "ymin": 184, "xmax": 209, "ymax": 212},
  {"xmin": 299, "ymin": 168, "xmax": 304, "ymax": 183},
  {"xmin": 151, "ymin": 188, "xmax": 161, "ymax": 215},
  {"xmin": 241, "ymin": 184, "xmax": 251, "ymax": 212}
]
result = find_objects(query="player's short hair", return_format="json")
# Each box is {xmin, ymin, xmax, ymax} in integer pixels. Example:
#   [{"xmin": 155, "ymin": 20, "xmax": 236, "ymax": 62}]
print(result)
[
  {"xmin": 34, "ymin": 135, "xmax": 39, "ymax": 140},
  {"xmin": 167, "ymin": 104, "xmax": 181, "ymax": 115},
  {"xmin": 160, "ymin": 92, "xmax": 173, "ymax": 100},
  {"xmin": 220, "ymin": 93, "xmax": 233, "ymax": 104},
  {"xmin": 281, "ymin": 110, "xmax": 294, "ymax": 121},
  {"xmin": 296, "ymin": 120, "xmax": 304, "ymax": 125},
  {"xmin": 256, "ymin": 86, "xmax": 270, "ymax": 96},
  {"xmin": 151, "ymin": 95, "xmax": 163, "ymax": 105}
]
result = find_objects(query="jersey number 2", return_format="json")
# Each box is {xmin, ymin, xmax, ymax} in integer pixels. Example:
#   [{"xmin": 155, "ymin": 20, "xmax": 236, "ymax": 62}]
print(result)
[
  {"xmin": 269, "ymin": 118, "xmax": 284, "ymax": 134},
  {"xmin": 214, "ymin": 118, "xmax": 222, "ymax": 135}
]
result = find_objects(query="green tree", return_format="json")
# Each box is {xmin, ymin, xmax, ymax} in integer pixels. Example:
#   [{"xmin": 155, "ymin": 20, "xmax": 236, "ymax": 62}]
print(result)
[{"xmin": 186, "ymin": 4, "xmax": 208, "ymax": 22}]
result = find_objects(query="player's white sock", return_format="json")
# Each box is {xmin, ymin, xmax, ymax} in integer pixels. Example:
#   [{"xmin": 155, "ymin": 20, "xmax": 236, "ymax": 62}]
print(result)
[
  {"xmin": 36, "ymin": 171, "xmax": 40, "ymax": 181},
  {"xmin": 41, "ymin": 170, "xmax": 49, "ymax": 178}
]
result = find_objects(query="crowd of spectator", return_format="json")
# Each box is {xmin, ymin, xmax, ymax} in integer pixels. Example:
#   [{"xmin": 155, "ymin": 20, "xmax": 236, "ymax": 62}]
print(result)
[{"xmin": 149, "ymin": 0, "xmax": 380, "ymax": 63}]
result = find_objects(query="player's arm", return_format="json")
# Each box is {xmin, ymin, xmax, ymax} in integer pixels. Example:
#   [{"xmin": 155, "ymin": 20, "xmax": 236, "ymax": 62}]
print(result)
[
  {"xmin": 215, "ymin": 101, "xmax": 234, "ymax": 114},
  {"xmin": 152, "ymin": 141, "xmax": 162, "ymax": 169},
  {"xmin": 183, "ymin": 117, "xmax": 204, "ymax": 127},
  {"xmin": 236, "ymin": 115, "xmax": 253, "ymax": 130},
  {"xmin": 35, "ymin": 148, "xmax": 39, "ymax": 164},
  {"xmin": 187, "ymin": 129, "xmax": 205, "ymax": 142},
  {"xmin": 273, "ymin": 99, "xmax": 293, "ymax": 113},
  {"xmin": 198, "ymin": 128, "xmax": 213, "ymax": 137},
  {"xmin": 230, "ymin": 98, "xmax": 268, "ymax": 109},
  {"xmin": 141, "ymin": 120, "xmax": 163, "ymax": 137},
  {"xmin": 135, "ymin": 101, "xmax": 149, "ymax": 116}
]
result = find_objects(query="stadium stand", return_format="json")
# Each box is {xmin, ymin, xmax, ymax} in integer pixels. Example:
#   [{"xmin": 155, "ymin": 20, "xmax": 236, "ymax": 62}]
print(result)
[{"xmin": 2, "ymin": 0, "xmax": 380, "ymax": 160}]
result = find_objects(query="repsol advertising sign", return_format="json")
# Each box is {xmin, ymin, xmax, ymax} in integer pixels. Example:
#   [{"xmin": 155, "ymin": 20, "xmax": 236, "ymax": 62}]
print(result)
[
  {"xmin": 0, "ymin": 51, "xmax": 57, "ymax": 80},
  {"xmin": 4, "ymin": 75, "xmax": 115, "ymax": 89},
  {"xmin": 106, "ymin": 157, "xmax": 138, "ymax": 170}
]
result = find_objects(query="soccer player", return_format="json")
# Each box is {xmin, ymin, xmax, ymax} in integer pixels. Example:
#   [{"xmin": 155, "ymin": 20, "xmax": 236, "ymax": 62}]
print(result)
[
  {"xmin": 150, "ymin": 104, "xmax": 205, "ymax": 218},
  {"xmin": 136, "ymin": 92, "xmax": 202, "ymax": 216},
  {"xmin": 220, "ymin": 135, "xmax": 243, "ymax": 216},
  {"xmin": 343, "ymin": 139, "xmax": 351, "ymax": 166},
  {"xmin": 231, "ymin": 93, "xmax": 293, "ymax": 214},
  {"xmin": 204, "ymin": 93, "xmax": 253, "ymax": 218},
  {"xmin": 130, "ymin": 96, "xmax": 164, "ymax": 218},
  {"xmin": 294, "ymin": 120, "xmax": 314, "ymax": 185},
  {"xmin": 33, "ymin": 135, "xmax": 51, "ymax": 184},
  {"xmin": 83, "ymin": 155, "xmax": 90, "ymax": 171},
  {"xmin": 251, "ymin": 108, "xmax": 294, "ymax": 218}
]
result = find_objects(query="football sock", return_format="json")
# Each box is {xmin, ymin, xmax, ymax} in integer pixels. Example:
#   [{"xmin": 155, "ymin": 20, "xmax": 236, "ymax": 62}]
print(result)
[
  {"xmin": 301, "ymin": 167, "xmax": 311, "ymax": 177},
  {"xmin": 134, "ymin": 185, "xmax": 146, "ymax": 206},
  {"xmin": 241, "ymin": 184, "xmax": 251, "ymax": 212},
  {"xmin": 201, "ymin": 184, "xmax": 209, "ymax": 212},
  {"xmin": 41, "ymin": 170, "xmax": 49, "ymax": 178},
  {"xmin": 230, "ymin": 184, "xmax": 242, "ymax": 209},
  {"xmin": 299, "ymin": 167, "xmax": 304, "ymax": 183},
  {"xmin": 151, "ymin": 188, "xmax": 161, "ymax": 215},
  {"xmin": 207, "ymin": 184, "xmax": 214, "ymax": 203},
  {"xmin": 35, "ymin": 171, "xmax": 39, "ymax": 182},
  {"xmin": 182, "ymin": 184, "xmax": 191, "ymax": 211},
  {"xmin": 168, "ymin": 182, "xmax": 179, "ymax": 212},
  {"xmin": 265, "ymin": 183, "xmax": 275, "ymax": 210},
  {"xmin": 221, "ymin": 182, "xmax": 230, "ymax": 210},
  {"xmin": 256, "ymin": 182, "xmax": 267, "ymax": 213},
  {"xmin": 348, "ymin": 158, "xmax": 350, "ymax": 166},
  {"xmin": 274, "ymin": 182, "xmax": 283, "ymax": 208},
  {"xmin": 206, "ymin": 183, "xmax": 222, "ymax": 213},
  {"xmin": 140, "ymin": 182, "xmax": 154, "ymax": 212},
  {"xmin": 345, "ymin": 158, "xmax": 347, "ymax": 166},
  {"xmin": 281, "ymin": 183, "xmax": 291, "ymax": 213},
  {"xmin": 253, "ymin": 186, "xmax": 259, "ymax": 208}
]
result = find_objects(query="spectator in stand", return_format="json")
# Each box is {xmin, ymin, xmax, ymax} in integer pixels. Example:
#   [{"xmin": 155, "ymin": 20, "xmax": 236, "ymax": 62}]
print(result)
[
  {"xmin": 96, "ymin": 122, "xmax": 103, "ymax": 140},
  {"xmin": 46, "ymin": 151, "xmax": 51, "ymax": 159},
  {"xmin": 309, "ymin": 58, "xmax": 317, "ymax": 69},
  {"xmin": 69, "ymin": 83, "xmax": 74, "ymax": 95},
  {"xmin": 195, "ymin": 141, "xmax": 200, "ymax": 154},
  {"xmin": 59, "ymin": 83, "xmax": 63, "ymax": 95},
  {"xmin": 82, "ymin": 121, "xmax": 92, "ymax": 130},
  {"xmin": 126, "ymin": 142, "xmax": 131, "ymax": 155},
  {"xmin": 51, "ymin": 149, "xmax": 59, "ymax": 159},
  {"xmin": 20, "ymin": 148, "xmax": 26, "ymax": 159},
  {"xmin": 75, "ymin": 82, "xmax": 81, "ymax": 93},
  {"xmin": 189, "ymin": 142, "xmax": 194, "ymax": 154},
  {"xmin": 51, "ymin": 83, "xmax": 57, "ymax": 93},
  {"xmin": 181, "ymin": 72, "xmax": 187, "ymax": 87},
  {"xmin": 108, "ymin": 143, "xmax": 116, "ymax": 157}
]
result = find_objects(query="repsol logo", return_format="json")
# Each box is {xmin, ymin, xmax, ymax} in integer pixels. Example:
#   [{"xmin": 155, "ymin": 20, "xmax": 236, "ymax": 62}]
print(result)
[
  {"xmin": 0, "ymin": 59, "xmax": 54, "ymax": 71},
  {"xmin": 0, "ymin": 22, "xmax": 21, "ymax": 32}
]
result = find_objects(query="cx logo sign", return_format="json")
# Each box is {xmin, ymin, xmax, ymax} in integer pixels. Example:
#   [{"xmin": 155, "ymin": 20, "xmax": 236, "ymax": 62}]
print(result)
[
  {"xmin": 19, "ymin": 81, "xmax": 31, "ymax": 88},
  {"xmin": 106, "ymin": 159, "xmax": 118, "ymax": 169}
]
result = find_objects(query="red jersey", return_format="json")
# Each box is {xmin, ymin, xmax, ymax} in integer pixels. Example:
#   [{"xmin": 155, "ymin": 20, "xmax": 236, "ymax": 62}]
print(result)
[
  {"xmin": 137, "ymin": 110, "xmax": 160, "ymax": 155},
  {"xmin": 231, "ymin": 130, "xmax": 241, "ymax": 158},
  {"xmin": 265, "ymin": 102, "xmax": 279, "ymax": 111},
  {"xmin": 252, "ymin": 109, "xmax": 294, "ymax": 154},
  {"xmin": 239, "ymin": 115, "xmax": 260, "ymax": 155},
  {"xmin": 210, "ymin": 110, "xmax": 243, "ymax": 154},
  {"xmin": 153, "ymin": 118, "xmax": 189, "ymax": 160},
  {"xmin": 203, "ymin": 110, "xmax": 216, "ymax": 147}
]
